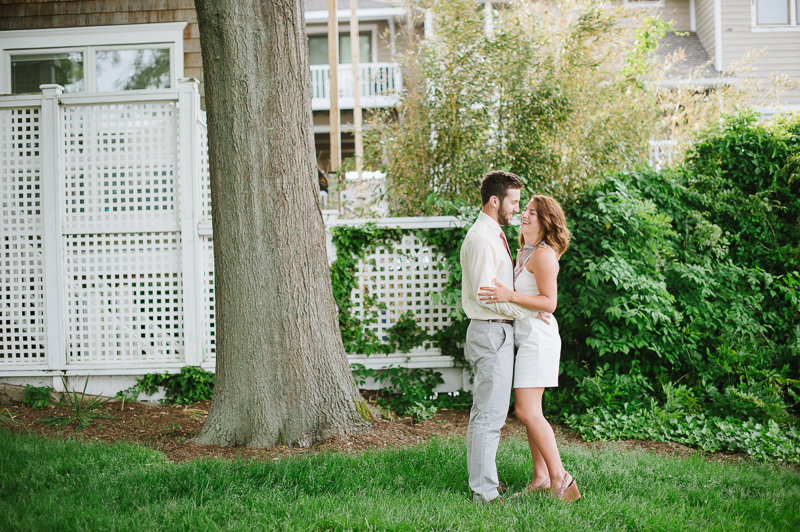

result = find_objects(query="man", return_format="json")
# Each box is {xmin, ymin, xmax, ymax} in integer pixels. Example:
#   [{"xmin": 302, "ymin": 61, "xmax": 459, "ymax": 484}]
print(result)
[{"xmin": 460, "ymin": 170, "xmax": 547, "ymax": 504}]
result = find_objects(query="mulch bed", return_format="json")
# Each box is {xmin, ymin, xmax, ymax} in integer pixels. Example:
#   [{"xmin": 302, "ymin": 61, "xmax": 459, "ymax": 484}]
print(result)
[{"xmin": 0, "ymin": 395, "xmax": 750, "ymax": 465}]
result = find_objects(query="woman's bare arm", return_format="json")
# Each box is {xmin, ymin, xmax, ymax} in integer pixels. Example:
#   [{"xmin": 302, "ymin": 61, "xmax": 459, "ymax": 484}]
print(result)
[{"xmin": 478, "ymin": 248, "xmax": 558, "ymax": 313}]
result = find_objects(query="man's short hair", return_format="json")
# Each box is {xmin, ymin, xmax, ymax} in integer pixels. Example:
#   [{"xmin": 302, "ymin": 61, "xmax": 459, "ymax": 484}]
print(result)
[{"xmin": 480, "ymin": 170, "xmax": 524, "ymax": 206}]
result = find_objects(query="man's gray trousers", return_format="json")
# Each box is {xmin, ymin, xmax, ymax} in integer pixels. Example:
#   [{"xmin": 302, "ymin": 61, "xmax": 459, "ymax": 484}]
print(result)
[{"xmin": 465, "ymin": 319, "xmax": 514, "ymax": 503}]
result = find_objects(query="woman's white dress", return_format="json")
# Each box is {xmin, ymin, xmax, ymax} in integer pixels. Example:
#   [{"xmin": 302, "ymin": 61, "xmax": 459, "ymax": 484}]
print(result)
[{"xmin": 513, "ymin": 245, "xmax": 561, "ymax": 388}]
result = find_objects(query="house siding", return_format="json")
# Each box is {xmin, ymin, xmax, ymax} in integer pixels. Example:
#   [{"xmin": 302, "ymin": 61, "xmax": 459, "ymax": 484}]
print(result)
[
  {"xmin": 696, "ymin": 0, "xmax": 717, "ymax": 63},
  {"xmin": 721, "ymin": 0, "xmax": 800, "ymax": 104},
  {"xmin": 658, "ymin": 0, "xmax": 693, "ymax": 31}
]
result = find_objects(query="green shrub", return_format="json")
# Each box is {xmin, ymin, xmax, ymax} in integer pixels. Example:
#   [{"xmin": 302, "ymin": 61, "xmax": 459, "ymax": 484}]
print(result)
[
  {"xmin": 351, "ymin": 364, "xmax": 444, "ymax": 419},
  {"xmin": 118, "ymin": 366, "xmax": 215, "ymax": 405},
  {"xmin": 22, "ymin": 385, "xmax": 53, "ymax": 410},
  {"xmin": 553, "ymin": 109, "xmax": 800, "ymax": 433},
  {"xmin": 567, "ymin": 406, "xmax": 800, "ymax": 464}
]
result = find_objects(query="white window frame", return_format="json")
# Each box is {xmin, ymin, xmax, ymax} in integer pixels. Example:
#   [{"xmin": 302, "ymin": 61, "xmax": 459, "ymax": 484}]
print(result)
[
  {"xmin": 1, "ymin": 22, "xmax": 186, "ymax": 94},
  {"xmin": 306, "ymin": 24, "xmax": 379, "ymax": 64},
  {"xmin": 751, "ymin": 0, "xmax": 800, "ymax": 31}
]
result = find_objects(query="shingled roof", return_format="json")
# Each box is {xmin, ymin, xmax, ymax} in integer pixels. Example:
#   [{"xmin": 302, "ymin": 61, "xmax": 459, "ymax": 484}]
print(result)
[{"xmin": 655, "ymin": 31, "xmax": 720, "ymax": 80}]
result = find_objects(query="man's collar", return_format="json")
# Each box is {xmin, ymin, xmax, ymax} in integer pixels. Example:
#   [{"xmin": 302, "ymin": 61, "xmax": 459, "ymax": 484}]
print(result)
[{"xmin": 478, "ymin": 211, "xmax": 502, "ymax": 234}]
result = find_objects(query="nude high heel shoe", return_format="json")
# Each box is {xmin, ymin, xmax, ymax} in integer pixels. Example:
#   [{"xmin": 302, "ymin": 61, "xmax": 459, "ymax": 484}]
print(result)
[
  {"xmin": 553, "ymin": 472, "xmax": 580, "ymax": 503},
  {"xmin": 511, "ymin": 477, "xmax": 551, "ymax": 498}
]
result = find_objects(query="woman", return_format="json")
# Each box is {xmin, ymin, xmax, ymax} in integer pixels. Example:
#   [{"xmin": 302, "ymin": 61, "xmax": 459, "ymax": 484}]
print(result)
[{"xmin": 478, "ymin": 195, "xmax": 579, "ymax": 502}]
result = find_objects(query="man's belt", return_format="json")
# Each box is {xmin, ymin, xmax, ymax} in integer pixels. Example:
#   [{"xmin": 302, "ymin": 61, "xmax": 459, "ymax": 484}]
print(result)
[{"xmin": 484, "ymin": 319, "xmax": 513, "ymax": 326}]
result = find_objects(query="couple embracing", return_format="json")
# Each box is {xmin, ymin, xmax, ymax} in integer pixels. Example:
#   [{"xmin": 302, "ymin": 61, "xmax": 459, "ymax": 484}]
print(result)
[{"xmin": 460, "ymin": 170, "xmax": 580, "ymax": 505}]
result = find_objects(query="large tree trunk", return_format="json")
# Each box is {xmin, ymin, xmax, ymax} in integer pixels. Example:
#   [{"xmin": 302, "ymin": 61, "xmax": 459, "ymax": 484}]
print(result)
[{"xmin": 193, "ymin": 0, "xmax": 370, "ymax": 447}]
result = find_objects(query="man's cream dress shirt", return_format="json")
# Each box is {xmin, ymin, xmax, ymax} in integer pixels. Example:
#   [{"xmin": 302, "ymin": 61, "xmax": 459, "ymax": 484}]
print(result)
[{"xmin": 460, "ymin": 212, "xmax": 538, "ymax": 320}]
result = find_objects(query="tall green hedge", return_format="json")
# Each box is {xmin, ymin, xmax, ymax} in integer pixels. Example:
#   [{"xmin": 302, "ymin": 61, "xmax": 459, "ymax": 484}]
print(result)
[{"xmin": 553, "ymin": 110, "xmax": 799, "ymax": 428}]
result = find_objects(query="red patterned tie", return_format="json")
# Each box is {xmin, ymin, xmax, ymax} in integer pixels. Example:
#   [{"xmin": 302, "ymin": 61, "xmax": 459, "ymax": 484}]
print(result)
[{"xmin": 499, "ymin": 231, "xmax": 512, "ymax": 261}]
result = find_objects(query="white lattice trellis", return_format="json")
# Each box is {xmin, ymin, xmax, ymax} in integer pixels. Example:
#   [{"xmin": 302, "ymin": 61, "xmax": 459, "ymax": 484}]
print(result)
[
  {"xmin": 201, "ymin": 235, "xmax": 216, "ymax": 362},
  {"xmin": 198, "ymin": 121, "xmax": 212, "ymax": 224},
  {"xmin": 61, "ymin": 102, "xmax": 179, "ymax": 233},
  {"xmin": 0, "ymin": 107, "xmax": 47, "ymax": 364},
  {"xmin": 63, "ymin": 232, "xmax": 184, "ymax": 363},
  {"xmin": 352, "ymin": 234, "xmax": 454, "ymax": 352}
]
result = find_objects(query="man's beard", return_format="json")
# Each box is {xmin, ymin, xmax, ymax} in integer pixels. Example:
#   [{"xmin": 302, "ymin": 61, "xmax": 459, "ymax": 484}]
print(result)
[{"xmin": 497, "ymin": 204, "xmax": 511, "ymax": 226}]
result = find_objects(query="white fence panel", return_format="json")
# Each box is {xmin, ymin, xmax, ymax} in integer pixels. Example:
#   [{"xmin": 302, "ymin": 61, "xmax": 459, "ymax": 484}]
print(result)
[
  {"xmin": 61, "ymin": 101, "xmax": 180, "ymax": 234},
  {"xmin": 200, "ymin": 235, "xmax": 216, "ymax": 363},
  {"xmin": 351, "ymin": 234, "xmax": 453, "ymax": 350},
  {"xmin": 0, "ymin": 107, "xmax": 47, "ymax": 365},
  {"xmin": 63, "ymin": 232, "xmax": 185, "ymax": 364}
]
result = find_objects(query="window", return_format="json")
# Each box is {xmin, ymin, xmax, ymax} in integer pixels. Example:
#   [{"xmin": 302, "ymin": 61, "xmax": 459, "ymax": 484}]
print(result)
[
  {"xmin": 308, "ymin": 33, "xmax": 372, "ymax": 66},
  {"xmin": 754, "ymin": 0, "xmax": 800, "ymax": 27},
  {"xmin": 1, "ymin": 23, "xmax": 185, "ymax": 95},
  {"xmin": 11, "ymin": 52, "xmax": 84, "ymax": 93},
  {"xmin": 95, "ymin": 48, "xmax": 171, "ymax": 92}
]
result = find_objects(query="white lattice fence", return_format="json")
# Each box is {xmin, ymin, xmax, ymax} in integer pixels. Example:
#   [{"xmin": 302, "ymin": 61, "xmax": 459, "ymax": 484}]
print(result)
[
  {"xmin": 200, "ymin": 235, "xmax": 216, "ymax": 362},
  {"xmin": 0, "ymin": 107, "xmax": 47, "ymax": 364},
  {"xmin": 61, "ymin": 102, "xmax": 179, "ymax": 232},
  {"xmin": 0, "ymin": 83, "xmax": 467, "ymax": 395},
  {"xmin": 352, "ymin": 234, "xmax": 453, "ymax": 351},
  {"xmin": 198, "ymin": 119, "xmax": 212, "ymax": 224},
  {"xmin": 63, "ymin": 232, "xmax": 184, "ymax": 363},
  {"xmin": 60, "ymin": 99, "xmax": 185, "ymax": 366}
]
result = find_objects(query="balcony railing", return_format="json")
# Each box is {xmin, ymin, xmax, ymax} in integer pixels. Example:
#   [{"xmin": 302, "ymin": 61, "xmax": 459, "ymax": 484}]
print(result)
[{"xmin": 310, "ymin": 62, "xmax": 402, "ymax": 111}]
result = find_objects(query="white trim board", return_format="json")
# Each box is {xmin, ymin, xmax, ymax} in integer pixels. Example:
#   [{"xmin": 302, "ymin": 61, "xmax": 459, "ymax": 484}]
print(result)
[
  {"xmin": 0, "ymin": 22, "xmax": 187, "ymax": 94},
  {"xmin": 305, "ymin": 8, "xmax": 406, "ymax": 21}
]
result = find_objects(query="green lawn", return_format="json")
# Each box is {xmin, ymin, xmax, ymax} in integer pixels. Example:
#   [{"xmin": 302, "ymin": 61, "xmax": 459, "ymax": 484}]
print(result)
[{"xmin": 1, "ymin": 429, "xmax": 798, "ymax": 531}]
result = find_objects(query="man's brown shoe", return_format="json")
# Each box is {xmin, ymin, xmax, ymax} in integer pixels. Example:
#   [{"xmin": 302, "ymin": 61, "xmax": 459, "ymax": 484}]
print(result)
[{"xmin": 497, "ymin": 482, "xmax": 507, "ymax": 495}]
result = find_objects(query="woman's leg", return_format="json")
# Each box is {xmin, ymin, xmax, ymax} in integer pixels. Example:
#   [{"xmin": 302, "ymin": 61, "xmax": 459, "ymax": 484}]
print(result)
[
  {"xmin": 514, "ymin": 387, "xmax": 566, "ymax": 489},
  {"xmin": 525, "ymin": 426, "xmax": 549, "ymax": 486}
]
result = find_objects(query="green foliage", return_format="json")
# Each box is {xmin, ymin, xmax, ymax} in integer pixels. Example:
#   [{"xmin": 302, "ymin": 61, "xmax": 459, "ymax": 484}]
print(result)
[
  {"xmin": 22, "ymin": 385, "xmax": 53, "ymax": 410},
  {"xmin": 361, "ymin": 0, "xmax": 661, "ymax": 215},
  {"xmin": 407, "ymin": 402, "xmax": 438, "ymax": 422},
  {"xmin": 351, "ymin": 364, "xmax": 444, "ymax": 418},
  {"xmin": 39, "ymin": 377, "xmax": 118, "ymax": 430},
  {"xmin": 117, "ymin": 366, "xmax": 215, "ymax": 405},
  {"xmin": 386, "ymin": 312, "xmax": 430, "ymax": 354},
  {"xmin": 554, "ymin": 110, "xmax": 800, "ymax": 438},
  {"xmin": 0, "ymin": 408, "xmax": 23, "ymax": 426},
  {"xmin": 329, "ymin": 224, "xmax": 403, "ymax": 356},
  {"xmin": 568, "ymin": 407, "xmax": 800, "ymax": 464}
]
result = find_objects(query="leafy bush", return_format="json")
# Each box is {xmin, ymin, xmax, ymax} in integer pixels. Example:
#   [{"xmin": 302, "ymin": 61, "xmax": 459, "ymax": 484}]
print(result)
[
  {"xmin": 351, "ymin": 364, "xmax": 444, "ymax": 419},
  {"xmin": 118, "ymin": 366, "xmax": 215, "ymax": 405},
  {"xmin": 554, "ymin": 110, "xmax": 800, "ymax": 435},
  {"xmin": 567, "ymin": 406, "xmax": 800, "ymax": 464},
  {"xmin": 362, "ymin": 0, "xmax": 663, "ymax": 214},
  {"xmin": 22, "ymin": 385, "xmax": 53, "ymax": 410}
]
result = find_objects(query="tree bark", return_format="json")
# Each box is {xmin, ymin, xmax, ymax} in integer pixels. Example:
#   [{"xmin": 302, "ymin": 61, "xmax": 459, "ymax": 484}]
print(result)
[{"xmin": 193, "ymin": 0, "xmax": 370, "ymax": 447}]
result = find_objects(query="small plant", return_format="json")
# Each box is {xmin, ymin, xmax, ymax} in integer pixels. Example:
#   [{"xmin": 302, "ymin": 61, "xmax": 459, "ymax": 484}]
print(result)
[
  {"xmin": 22, "ymin": 385, "xmax": 53, "ymax": 410},
  {"xmin": 351, "ymin": 364, "xmax": 444, "ymax": 417},
  {"xmin": 0, "ymin": 408, "xmax": 23, "ymax": 426},
  {"xmin": 407, "ymin": 402, "xmax": 438, "ymax": 422},
  {"xmin": 117, "ymin": 366, "xmax": 215, "ymax": 405},
  {"xmin": 39, "ymin": 377, "xmax": 119, "ymax": 430}
]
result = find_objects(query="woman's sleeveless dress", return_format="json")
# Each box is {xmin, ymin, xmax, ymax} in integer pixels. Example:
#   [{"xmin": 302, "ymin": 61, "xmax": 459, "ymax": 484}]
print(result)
[{"xmin": 513, "ymin": 244, "xmax": 561, "ymax": 388}]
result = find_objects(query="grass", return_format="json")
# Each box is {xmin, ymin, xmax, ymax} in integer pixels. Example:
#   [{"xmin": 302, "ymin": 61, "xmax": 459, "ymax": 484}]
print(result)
[{"xmin": 1, "ymin": 430, "xmax": 798, "ymax": 531}]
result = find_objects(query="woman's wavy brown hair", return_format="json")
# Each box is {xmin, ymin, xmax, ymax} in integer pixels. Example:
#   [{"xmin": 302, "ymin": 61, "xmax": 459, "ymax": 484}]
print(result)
[{"xmin": 517, "ymin": 195, "xmax": 571, "ymax": 259}]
